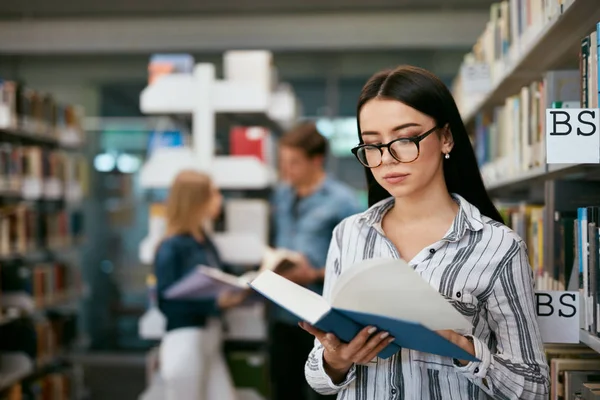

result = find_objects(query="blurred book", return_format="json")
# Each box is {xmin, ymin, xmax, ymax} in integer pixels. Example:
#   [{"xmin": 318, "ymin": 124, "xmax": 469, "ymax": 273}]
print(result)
[{"xmin": 164, "ymin": 247, "xmax": 299, "ymax": 300}]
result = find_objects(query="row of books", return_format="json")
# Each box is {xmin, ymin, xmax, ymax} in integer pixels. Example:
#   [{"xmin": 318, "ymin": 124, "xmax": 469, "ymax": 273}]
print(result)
[
  {"xmin": 1, "ymin": 371, "xmax": 72, "ymax": 400},
  {"xmin": 0, "ymin": 316, "xmax": 81, "ymax": 400},
  {"xmin": 497, "ymin": 202, "xmax": 550, "ymax": 288},
  {"xmin": 472, "ymin": 15, "xmax": 599, "ymax": 185},
  {"xmin": 0, "ymin": 205, "xmax": 84, "ymax": 257},
  {"xmin": 581, "ymin": 25, "xmax": 600, "ymax": 108},
  {"xmin": 0, "ymin": 261, "xmax": 81, "ymax": 315},
  {"xmin": 494, "ymin": 181, "xmax": 600, "ymax": 294},
  {"xmin": 0, "ymin": 80, "xmax": 85, "ymax": 147},
  {"xmin": 0, "ymin": 145, "xmax": 88, "ymax": 202},
  {"xmin": 474, "ymin": 69, "xmax": 580, "ymax": 183},
  {"xmin": 452, "ymin": 0, "xmax": 575, "ymax": 114},
  {"xmin": 0, "ymin": 313, "xmax": 78, "ymax": 368},
  {"xmin": 547, "ymin": 344, "xmax": 600, "ymax": 400},
  {"xmin": 580, "ymin": 205, "xmax": 600, "ymax": 339}
]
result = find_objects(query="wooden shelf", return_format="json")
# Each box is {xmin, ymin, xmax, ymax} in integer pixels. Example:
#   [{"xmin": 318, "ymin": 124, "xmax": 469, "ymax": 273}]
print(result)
[
  {"xmin": 0, "ymin": 127, "xmax": 84, "ymax": 149},
  {"xmin": 461, "ymin": 0, "xmax": 600, "ymax": 124},
  {"xmin": 580, "ymin": 330, "xmax": 600, "ymax": 354},
  {"xmin": 0, "ymin": 289, "xmax": 82, "ymax": 314},
  {"xmin": 484, "ymin": 164, "xmax": 600, "ymax": 195}
]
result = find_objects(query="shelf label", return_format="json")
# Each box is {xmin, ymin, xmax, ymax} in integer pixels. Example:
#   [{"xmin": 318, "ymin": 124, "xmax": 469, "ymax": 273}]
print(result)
[
  {"xmin": 22, "ymin": 177, "xmax": 43, "ymax": 200},
  {"xmin": 535, "ymin": 291, "xmax": 579, "ymax": 344},
  {"xmin": 44, "ymin": 178, "xmax": 63, "ymax": 199},
  {"xmin": 546, "ymin": 108, "xmax": 600, "ymax": 163},
  {"xmin": 459, "ymin": 63, "xmax": 491, "ymax": 94},
  {"xmin": 0, "ymin": 104, "xmax": 11, "ymax": 128}
]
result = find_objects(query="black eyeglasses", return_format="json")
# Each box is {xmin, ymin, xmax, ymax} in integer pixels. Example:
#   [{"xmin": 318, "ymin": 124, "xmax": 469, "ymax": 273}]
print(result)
[{"xmin": 351, "ymin": 126, "xmax": 438, "ymax": 168}]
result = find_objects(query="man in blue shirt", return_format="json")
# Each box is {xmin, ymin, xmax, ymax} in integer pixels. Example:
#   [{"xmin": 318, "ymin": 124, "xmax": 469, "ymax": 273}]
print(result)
[{"xmin": 269, "ymin": 122, "xmax": 362, "ymax": 400}]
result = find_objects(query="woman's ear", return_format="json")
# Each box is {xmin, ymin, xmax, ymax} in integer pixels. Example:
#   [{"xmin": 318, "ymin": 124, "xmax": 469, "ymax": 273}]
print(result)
[{"xmin": 441, "ymin": 125, "xmax": 454, "ymax": 154}]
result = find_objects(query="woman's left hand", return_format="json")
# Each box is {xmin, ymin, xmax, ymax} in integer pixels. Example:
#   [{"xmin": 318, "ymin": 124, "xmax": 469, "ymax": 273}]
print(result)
[{"xmin": 436, "ymin": 330, "xmax": 475, "ymax": 366}]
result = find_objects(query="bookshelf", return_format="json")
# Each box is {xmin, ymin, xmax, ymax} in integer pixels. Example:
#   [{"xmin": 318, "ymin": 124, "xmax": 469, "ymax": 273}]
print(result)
[
  {"xmin": 454, "ymin": 1, "xmax": 600, "ymax": 395},
  {"xmin": 137, "ymin": 51, "xmax": 298, "ymax": 400},
  {"xmin": 0, "ymin": 79, "xmax": 88, "ymax": 399},
  {"xmin": 453, "ymin": 0, "xmax": 600, "ymax": 395},
  {"xmin": 457, "ymin": 0, "xmax": 600, "ymax": 124}
]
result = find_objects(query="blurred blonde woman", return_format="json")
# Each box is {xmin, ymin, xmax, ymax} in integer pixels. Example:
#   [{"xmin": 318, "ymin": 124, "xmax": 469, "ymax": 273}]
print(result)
[{"xmin": 155, "ymin": 170, "xmax": 245, "ymax": 400}]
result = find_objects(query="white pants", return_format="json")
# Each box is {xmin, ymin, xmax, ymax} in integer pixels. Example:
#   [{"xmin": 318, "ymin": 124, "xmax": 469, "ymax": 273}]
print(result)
[{"xmin": 159, "ymin": 319, "xmax": 237, "ymax": 400}]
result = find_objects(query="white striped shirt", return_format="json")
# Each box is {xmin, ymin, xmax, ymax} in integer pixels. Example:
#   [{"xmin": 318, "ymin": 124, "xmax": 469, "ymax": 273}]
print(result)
[{"xmin": 305, "ymin": 194, "xmax": 550, "ymax": 400}]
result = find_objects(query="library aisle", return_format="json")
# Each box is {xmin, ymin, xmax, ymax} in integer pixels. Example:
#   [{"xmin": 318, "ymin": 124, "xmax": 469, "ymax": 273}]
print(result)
[
  {"xmin": 452, "ymin": 0, "xmax": 600, "ymax": 398},
  {"xmin": 1, "ymin": 0, "xmax": 600, "ymax": 399}
]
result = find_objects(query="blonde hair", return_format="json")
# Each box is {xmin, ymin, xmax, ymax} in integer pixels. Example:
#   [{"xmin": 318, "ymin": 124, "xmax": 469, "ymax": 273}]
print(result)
[{"xmin": 164, "ymin": 170, "xmax": 214, "ymax": 241}]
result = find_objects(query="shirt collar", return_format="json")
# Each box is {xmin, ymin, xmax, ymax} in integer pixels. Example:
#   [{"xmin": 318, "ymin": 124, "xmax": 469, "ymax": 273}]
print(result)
[
  {"xmin": 358, "ymin": 193, "xmax": 484, "ymax": 242},
  {"xmin": 288, "ymin": 174, "xmax": 331, "ymax": 198}
]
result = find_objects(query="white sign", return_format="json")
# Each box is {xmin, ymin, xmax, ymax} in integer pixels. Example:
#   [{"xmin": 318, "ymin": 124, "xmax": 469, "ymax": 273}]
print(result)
[
  {"xmin": 535, "ymin": 291, "xmax": 579, "ymax": 344},
  {"xmin": 546, "ymin": 108, "xmax": 600, "ymax": 164},
  {"xmin": 460, "ymin": 63, "xmax": 491, "ymax": 94}
]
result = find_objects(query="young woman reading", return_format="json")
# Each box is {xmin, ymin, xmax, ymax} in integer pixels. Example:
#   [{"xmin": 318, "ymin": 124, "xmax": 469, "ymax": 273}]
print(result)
[{"xmin": 301, "ymin": 66, "xmax": 549, "ymax": 400}]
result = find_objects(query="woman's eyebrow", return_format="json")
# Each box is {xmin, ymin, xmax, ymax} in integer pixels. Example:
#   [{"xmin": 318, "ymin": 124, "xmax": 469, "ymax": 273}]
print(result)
[{"xmin": 361, "ymin": 122, "xmax": 421, "ymax": 137}]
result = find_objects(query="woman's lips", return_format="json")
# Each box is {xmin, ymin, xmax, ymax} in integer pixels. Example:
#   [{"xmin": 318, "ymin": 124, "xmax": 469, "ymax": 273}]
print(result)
[{"xmin": 383, "ymin": 173, "xmax": 409, "ymax": 184}]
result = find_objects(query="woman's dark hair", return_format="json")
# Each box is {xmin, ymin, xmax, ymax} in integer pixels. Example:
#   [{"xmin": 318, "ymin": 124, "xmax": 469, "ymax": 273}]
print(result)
[{"xmin": 357, "ymin": 65, "xmax": 504, "ymax": 224}]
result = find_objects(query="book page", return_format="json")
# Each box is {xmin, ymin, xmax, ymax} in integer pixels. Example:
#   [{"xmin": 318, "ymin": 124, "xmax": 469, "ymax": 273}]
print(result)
[
  {"xmin": 198, "ymin": 266, "xmax": 251, "ymax": 288},
  {"xmin": 259, "ymin": 247, "xmax": 300, "ymax": 273},
  {"xmin": 249, "ymin": 270, "xmax": 331, "ymax": 324},
  {"xmin": 164, "ymin": 265, "xmax": 247, "ymax": 299},
  {"xmin": 330, "ymin": 258, "xmax": 472, "ymax": 331}
]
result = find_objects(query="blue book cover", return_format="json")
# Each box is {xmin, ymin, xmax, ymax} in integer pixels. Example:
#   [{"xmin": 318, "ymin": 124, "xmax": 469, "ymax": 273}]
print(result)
[{"xmin": 249, "ymin": 264, "xmax": 479, "ymax": 363}]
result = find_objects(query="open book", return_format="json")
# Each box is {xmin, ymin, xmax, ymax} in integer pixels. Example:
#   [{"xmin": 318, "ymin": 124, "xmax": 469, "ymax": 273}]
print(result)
[
  {"xmin": 164, "ymin": 247, "xmax": 300, "ymax": 299},
  {"xmin": 249, "ymin": 257, "xmax": 478, "ymax": 361}
]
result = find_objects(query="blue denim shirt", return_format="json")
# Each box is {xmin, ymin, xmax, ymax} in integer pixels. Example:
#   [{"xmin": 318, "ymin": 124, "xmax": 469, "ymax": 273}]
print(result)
[
  {"xmin": 154, "ymin": 233, "xmax": 227, "ymax": 331},
  {"xmin": 271, "ymin": 176, "xmax": 363, "ymax": 324}
]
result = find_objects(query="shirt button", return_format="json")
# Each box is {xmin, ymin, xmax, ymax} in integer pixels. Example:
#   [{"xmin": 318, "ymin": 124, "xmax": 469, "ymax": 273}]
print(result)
[
  {"xmin": 429, "ymin": 248, "xmax": 436, "ymax": 254},
  {"xmin": 474, "ymin": 367, "xmax": 480, "ymax": 374},
  {"xmin": 456, "ymin": 291, "xmax": 462, "ymax": 298},
  {"xmin": 391, "ymin": 388, "xmax": 397, "ymax": 395}
]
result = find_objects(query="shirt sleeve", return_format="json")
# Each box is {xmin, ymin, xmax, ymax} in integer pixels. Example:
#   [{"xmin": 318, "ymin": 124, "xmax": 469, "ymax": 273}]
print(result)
[
  {"xmin": 453, "ymin": 239, "xmax": 550, "ymax": 399},
  {"xmin": 154, "ymin": 241, "xmax": 220, "ymax": 317},
  {"xmin": 305, "ymin": 221, "xmax": 357, "ymax": 395}
]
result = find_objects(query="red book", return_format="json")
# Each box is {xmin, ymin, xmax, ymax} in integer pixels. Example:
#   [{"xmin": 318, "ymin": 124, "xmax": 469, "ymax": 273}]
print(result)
[{"xmin": 229, "ymin": 126, "xmax": 268, "ymax": 162}]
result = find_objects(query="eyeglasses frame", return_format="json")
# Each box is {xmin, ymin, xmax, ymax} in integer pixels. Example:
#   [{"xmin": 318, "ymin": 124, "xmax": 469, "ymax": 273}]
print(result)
[{"xmin": 351, "ymin": 125, "xmax": 439, "ymax": 168}]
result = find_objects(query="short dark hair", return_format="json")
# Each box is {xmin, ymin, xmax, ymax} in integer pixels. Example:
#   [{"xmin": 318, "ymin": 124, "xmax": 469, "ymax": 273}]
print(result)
[
  {"xmin": 279, "ymin": 121, "xmax": 328, "ymax": 159},
  {"xmin": 357, "ymin": 65, "xmax": 504, "ymax": 224}
]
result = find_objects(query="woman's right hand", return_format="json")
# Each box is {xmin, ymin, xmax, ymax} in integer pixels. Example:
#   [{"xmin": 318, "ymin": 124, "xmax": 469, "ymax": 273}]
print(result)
[
  {"xmin": 299, "ymin": 322, "xmax": 395, "ymax": 382},
  {"xmin": 217, "ymin": 289, "xmax": 249, "ymax": 309}
]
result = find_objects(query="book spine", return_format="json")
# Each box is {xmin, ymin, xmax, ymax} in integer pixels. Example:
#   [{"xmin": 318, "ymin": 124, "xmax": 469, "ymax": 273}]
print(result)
[
  {"xmin": 581, "ymin": 36, "xmax": 590, "ymax": 108},
  {"xmin": 597, "ymin": 23, "xmax": 600, "ymax": 107}
]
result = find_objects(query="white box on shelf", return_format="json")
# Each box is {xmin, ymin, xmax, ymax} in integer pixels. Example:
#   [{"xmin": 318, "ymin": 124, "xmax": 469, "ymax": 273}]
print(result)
[
  {"xmin": 211, "ymin": 156, "xmax": 276, "ymax": 189},
  {"xmin": 59, "ymin": 127, "xmax": 84, "ymax": 148},
  {"xmin": 140, "ymin": 73, "xmax": 195, "ymax": 114},
  {"xmin": 224, "ymin": 303, "xmax": 267, "ymax": 341},
  {"xmin": 139, "ymin": 147, "xmax": 204, "ymax": 189},
  {"xmin": 211, "ymin": 232, "xmax": 267, "ymax": 266},
  {"xmin": 213, "ymin": 81, "xmax": 270, "ymax": 113},
  {"xmin": 43, "ymin": 178, "xmax": 63, "ymax": 200},
  {"xmin": 459, "ymin": 62, "xmax": 491, "ymax": 95},
  {"xmin": 21, "ymin": 177, "xmax": 43, "ymax": 200},
  {"xmin": 0, "ymin": 104, "xmax": 13, "ymax": 129},
  {"xmin": 269, "ymin": 83, "xmax": 300, "ymax": 127},
  {"xmin": 223, "ymin": 50, "xmax": 274, "ymax": 93},
  {"xmin": 225, "ymin": 199, "xmax": 270, "ymax": 244}
]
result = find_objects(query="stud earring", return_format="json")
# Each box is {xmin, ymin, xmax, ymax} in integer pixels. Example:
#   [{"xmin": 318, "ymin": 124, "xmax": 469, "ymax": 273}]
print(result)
[{"xmin": 444, "ymin": 153, "xmax": 450, "ymax": 160}]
